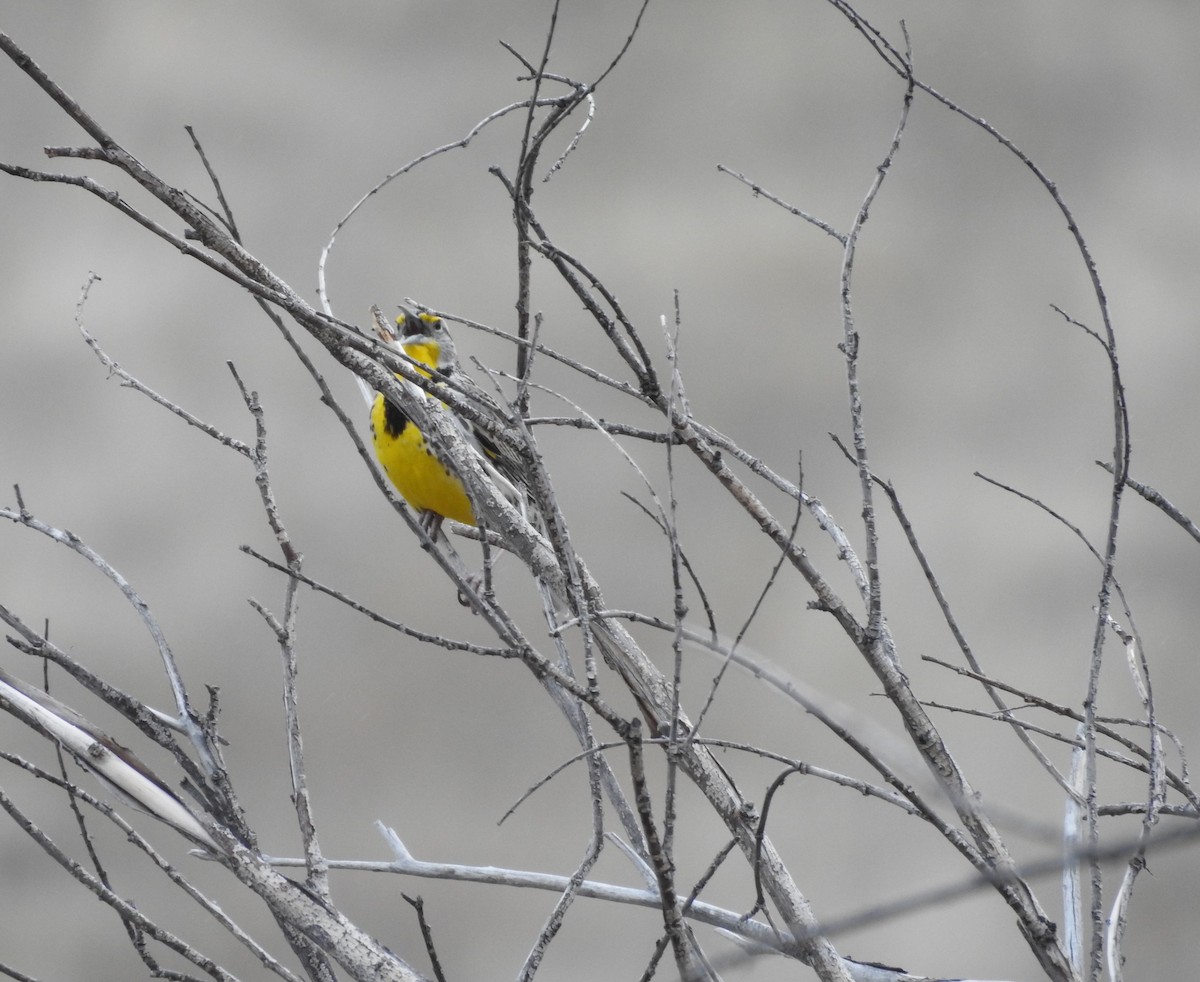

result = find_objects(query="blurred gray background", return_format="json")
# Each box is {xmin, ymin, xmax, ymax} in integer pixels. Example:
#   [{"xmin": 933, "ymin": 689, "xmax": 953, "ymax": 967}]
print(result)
[{"xmin": 2, "ymin": 2, "xmax": 1199, "ymax": 979}]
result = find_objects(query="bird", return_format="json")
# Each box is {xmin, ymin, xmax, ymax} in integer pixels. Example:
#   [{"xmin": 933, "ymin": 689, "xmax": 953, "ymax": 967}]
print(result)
[
  {"xmin": 367, "ymin": 306, "xmax": 523, "ymax": 535},
  {"xmin": 365, "ymin": 305, "xmax": 673, "ymax": 727}
]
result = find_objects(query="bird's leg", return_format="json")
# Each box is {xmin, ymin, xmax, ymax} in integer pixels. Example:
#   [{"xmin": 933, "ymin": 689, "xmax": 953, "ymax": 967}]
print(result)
[{"xmin": 417, "ymin": 510, "xmax": 444, "ymax": 546}]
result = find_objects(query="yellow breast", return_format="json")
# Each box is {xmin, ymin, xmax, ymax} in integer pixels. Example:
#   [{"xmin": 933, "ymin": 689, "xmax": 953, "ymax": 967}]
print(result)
[{"xmin": 370, "ymin": 391, "xmax": 477, "ymax": 526}]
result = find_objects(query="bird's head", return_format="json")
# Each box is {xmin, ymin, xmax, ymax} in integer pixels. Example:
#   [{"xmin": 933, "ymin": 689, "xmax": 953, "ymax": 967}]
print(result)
[{"xmin": 396, "ymin": 307, "xmax": 458, "ymax": 378}]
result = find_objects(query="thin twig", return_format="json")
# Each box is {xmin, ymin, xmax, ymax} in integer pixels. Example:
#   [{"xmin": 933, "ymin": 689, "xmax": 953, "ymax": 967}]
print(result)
[
  {"xmin": 716, "ymin": 164, "xmax": 846, "ymax": 244},
  {"xmin": 229, "ymin": 364, "xmax": 328, "ymax": 901}
]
